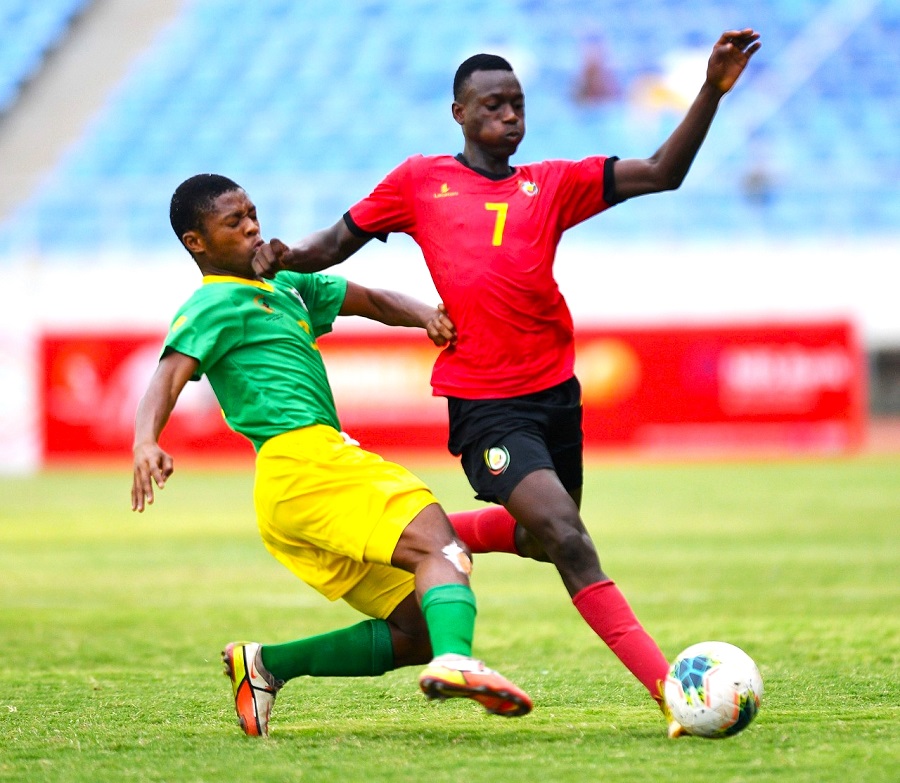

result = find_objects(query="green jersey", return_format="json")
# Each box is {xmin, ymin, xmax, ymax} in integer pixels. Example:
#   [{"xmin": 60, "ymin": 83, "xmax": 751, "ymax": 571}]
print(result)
[{"xmin": 163, "ymin": 272, "xmax": 348, "ymax": 451}]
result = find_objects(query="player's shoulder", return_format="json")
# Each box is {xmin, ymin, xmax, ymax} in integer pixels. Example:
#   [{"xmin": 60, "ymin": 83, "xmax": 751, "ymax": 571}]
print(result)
[
  {"xmin": 383, "ymin": 154, "xmax": 464, "ymax": 191},
  {"xmin": 178, "ymin": 282, "xmax": 220, "ymax": 312},
  {"xmin": 167, "ymin": 288, "xmax": 212, "ymax": 337},
  {"xmin": 275, "ymin": 271, "xmax": 349, "ymax": 321},
  {"xmin": 403, "ymin": 153, "xmax": 460, "ymax": 173},
  {"xmin": 522, "ymin": 155, "xmax": 609, "ymax": 172},
  {"xmin": 275, "ymin": 269, "xmax": 345, "ymax": 298},
  {"xmin": 519, "ymin": 156, "xmax": 611, "ymax": 187},
  {"xmin": 168, "ymin": 283, "xmax": 225, "ymax": 326},
  {"xmin": 179, "ymin": 277, "xmax": 262, "ymax": 316}
]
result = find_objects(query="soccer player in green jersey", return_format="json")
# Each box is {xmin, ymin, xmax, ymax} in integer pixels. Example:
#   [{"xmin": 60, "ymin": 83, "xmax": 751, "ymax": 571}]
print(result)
[{"xmin": 131, "ymin": 173, "xmax": 532, "ymax": 737}]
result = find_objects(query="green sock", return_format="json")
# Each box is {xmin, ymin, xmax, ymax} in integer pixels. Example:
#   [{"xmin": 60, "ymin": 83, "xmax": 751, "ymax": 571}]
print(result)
[
  {"xmin": 420, "ymin": 583, "xmax": 477, "ymax": 658},
  {"xmin": 260, "ymin": 619, "xmax": 394, "ymax": 682}
]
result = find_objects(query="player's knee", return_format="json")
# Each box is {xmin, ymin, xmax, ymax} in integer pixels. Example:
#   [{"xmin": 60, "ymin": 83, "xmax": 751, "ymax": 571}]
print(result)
[
  {"xmin": 514, "ymin": 526, "xmax": 552, "ymax": 561},
  {"xmin": 440, "ymin": 540, "xmax": 473, "ymax": 575},
  {"xmin": 393, "ymin": 531, "xmax": 473, "ymax": 576},
  {"xmin": 542, "ymin": 522, "xmax": 597, "ymax": 574}
]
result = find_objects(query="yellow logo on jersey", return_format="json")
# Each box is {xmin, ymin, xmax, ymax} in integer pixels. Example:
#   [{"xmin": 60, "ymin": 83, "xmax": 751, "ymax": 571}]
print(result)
[
  {"xmin": 433, "ymin": 182, "xmax": 459, "ymax": 199},
  {"xmin": 253, "ymin": 294, "xmax": 274, "ymax": 313},
  {"xmin": 171, "ymin": 315, "xmax": 188, "ymax": 333},
  {"xmin": 519, "ymin": 180, "xmax": 539, "ymax": 196},
  {"xmin": 296, "ymin": 319, "xmax": 320, "ymax": 351}
]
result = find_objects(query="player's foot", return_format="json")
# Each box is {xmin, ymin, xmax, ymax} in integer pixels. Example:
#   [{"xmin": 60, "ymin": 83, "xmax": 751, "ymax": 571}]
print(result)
[
  {"xmin": 222, "ymin": 641, "xmax": 283, "ymax": 737},
  {"xmin": 667, "ymin": 718, "xmax": 688, "ymax": 739},
  {"xmin": 418, "ymin": 654, "xmax": 532, "ymax": 717},
  {"xmin": 656, "ymin": 679, "xmax": 687, "ymax": 738}
]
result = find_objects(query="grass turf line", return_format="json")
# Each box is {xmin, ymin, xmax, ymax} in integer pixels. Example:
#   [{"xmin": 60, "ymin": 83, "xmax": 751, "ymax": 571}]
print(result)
[{"xmin": 0, "ymin": 456, "xmax": 897, "ymax": 782}]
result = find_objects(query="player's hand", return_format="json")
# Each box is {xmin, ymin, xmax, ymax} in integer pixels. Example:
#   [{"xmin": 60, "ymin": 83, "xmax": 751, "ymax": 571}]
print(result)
[
  {"xmin": 426, "ymin": 303, "xmax": 457, "ymax": 347},
  {"xmin": 131, "ymin": 443, "xmax": 174, "ymax": 512},
  {"xmin": 706, "ymin": 29, "xmax": 761, "ymax": 94},
  {"xmin": 252, "ymin": 237, "xmax": 292, "ymax": 279}
]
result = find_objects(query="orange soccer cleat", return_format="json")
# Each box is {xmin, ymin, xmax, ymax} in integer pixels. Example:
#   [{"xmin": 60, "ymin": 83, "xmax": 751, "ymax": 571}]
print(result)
[{"xmin": 418, "ymin": 654, "xmax": 533, "ymax": 717}]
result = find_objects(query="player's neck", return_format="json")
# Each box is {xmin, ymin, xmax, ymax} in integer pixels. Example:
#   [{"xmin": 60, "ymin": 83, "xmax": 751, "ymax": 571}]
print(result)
[{"xmin": 456, "ymin": 151, "xmax": 515, "ymax": 179}]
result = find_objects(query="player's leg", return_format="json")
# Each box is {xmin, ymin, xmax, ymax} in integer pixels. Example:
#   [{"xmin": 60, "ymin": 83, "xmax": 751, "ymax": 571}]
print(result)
[
  {"xmin": 451, "ymin": 385, "xmax": 673, "ymax": 726},
  {"xmin": 222, "ymin": 563, "xmax": 412, "ymax": 736},
  {"xmin": 389, "ymin": 503, "xmax": 532, "ymax": 717},
  {"xmin": 255, "ymin": 426, "xmax": 529, "ymax": 718},
  {"xmin": 447, "ymin": 504, "xmax": 550, "ymax": 560},
  {"xmin": 222, "ymin": 426, "xmax": 418, "ymax": 737},
  {"xmin": 258, "ymin": 567, "xmax": 422, "ymax": 681},
  {"xmin": 505, "ymin": 468, "xmax": 605, "ymax": 591},
  {"xmin": 449, "ymin": 392, "xmax": 598, "ymax": 584},
  {"xmin": 444, "ymin": 383, "xmax": 572, "ymax": 562},
  {"xmin": 222, "ymin": 567, "xmax": 434, "ymax": 738},
  {"xmin": 505, "ymin": 464, "xmax": 674, "ymax": 729},
  {"xmin": 379, "ymin": 590, "xmax": 432, "ymax": 667}
]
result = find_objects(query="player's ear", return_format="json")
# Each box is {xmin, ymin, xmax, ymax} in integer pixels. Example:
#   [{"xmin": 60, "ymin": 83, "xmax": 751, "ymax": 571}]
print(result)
[
  {"xmin": 451, "ymin": 101, "xmax": 465, "ymax": 126},
  {"xmin": 182, "ymin": 230, "xmax": 205, "ymax": 255}
]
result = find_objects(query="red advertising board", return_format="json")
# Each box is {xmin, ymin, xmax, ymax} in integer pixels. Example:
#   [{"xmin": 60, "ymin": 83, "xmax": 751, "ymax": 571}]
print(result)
[
  {"xmin": 40, "ymin": 333, "xmax": 250, "ymax": 461},
  {"xmin": 39, "ymin": 319, "xmax": 865, "ymax": 462},
  {"xmin": 575, "ymin": 321, "xmax": 865, "ymax": 452}
]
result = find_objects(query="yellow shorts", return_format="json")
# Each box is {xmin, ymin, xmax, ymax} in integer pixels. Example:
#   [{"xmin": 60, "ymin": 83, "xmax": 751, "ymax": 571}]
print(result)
[{"xmin": 253, "ymin": 425, "xmax": 437, "ymax": 618}]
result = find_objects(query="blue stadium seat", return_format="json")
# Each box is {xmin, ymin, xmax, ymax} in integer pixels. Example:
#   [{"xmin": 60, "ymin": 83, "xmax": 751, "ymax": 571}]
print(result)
[
  {"xmin": 1, "ymin": 0, "xmax": 898, "ymax": 254},
  {"xmin": 0, "ymin": 0, "xmax": 87, "ymax": 112}
]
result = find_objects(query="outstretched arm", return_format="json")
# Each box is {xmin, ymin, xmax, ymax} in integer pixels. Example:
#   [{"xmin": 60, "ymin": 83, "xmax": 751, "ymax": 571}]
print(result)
[
  {"xmin": 252, "ymin": 220, "xmax": 369, "ymax": 279},
  {"xmin": 614, "ymin": 29, "xmax": 761, "ymax": 201},
  {"xmin": 340, "ymin": 281, "xmax": 457, "ymax": 347},
  {"xmin": 131, "ymin": 350, "xmax": 199, "ymax": 512}
]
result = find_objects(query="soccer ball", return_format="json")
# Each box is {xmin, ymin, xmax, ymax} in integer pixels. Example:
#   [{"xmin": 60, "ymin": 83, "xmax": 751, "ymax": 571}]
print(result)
[{"xmin": 664, "ymin": 641, "xmax": 763, "ymax": 738}]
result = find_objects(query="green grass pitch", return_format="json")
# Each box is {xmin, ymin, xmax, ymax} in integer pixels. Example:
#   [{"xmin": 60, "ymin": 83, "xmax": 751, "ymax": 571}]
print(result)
[{"xmin": 1, "ymin": 455, "xmax": 898, "ymax": 782}]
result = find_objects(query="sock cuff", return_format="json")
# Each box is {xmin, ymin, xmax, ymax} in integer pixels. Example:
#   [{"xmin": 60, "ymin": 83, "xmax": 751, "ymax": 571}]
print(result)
[
  {"xmin": 448, "ymin": 506, "xmax": 519, "ymax": 554},
  {"xmin": 572, "ymin": 578, "xmax": 615, "ymax": 608},
  {"xmin": 367, "ymin": 618, "xmax": 395, "ymax": 675},
  {"xmin": 421, "ymin": 583, "xmax": 477, "ymax": 613}
]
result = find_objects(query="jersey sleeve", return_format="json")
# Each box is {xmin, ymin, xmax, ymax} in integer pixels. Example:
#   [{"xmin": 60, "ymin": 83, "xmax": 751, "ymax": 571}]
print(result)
[
  {"xmin": 162, "ymin": 292, "xmax": 242, "ymax": 379},
  {"xmin": 345, "ymin": 156, "xmax": 417, "ymax": 236},
  {"xmin": 554, "ymin": 155, "xmax": 621, "ymax": 230},
  {"xmin": 278, "ymin": 271, "xmax": 348, "ymax": 337}
]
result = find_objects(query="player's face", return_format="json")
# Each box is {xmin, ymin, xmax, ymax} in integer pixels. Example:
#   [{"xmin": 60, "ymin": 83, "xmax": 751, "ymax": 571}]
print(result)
[
  {"xmin": 454, "ymin": 69, "xmax": 525, "ymax": 156},
  {"xmin": 192, "ymin": 190, "xmax": 263, "ymax": 276}
]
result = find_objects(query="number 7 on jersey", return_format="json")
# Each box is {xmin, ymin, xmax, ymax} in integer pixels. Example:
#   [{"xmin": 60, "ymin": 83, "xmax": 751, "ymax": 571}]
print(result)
[{"xmin": 485, "ymin": 202, "xmax": 508, "ymax": 246}]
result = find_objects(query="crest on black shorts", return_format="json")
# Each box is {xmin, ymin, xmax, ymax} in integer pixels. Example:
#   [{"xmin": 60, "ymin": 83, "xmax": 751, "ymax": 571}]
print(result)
[{"xmin": 484, "ymin": 445, "xmax": 510, "ymax": 475}]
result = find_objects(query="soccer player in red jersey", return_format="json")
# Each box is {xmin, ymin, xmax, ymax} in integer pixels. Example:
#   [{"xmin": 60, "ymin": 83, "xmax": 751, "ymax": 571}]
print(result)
[{"xmin": 253, "ymin": 30, "xmax": 761, "ymax": 735}]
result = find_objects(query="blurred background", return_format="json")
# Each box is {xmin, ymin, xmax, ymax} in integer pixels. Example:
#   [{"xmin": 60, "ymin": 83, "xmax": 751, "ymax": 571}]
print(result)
[{"xmin": 1, "ymin": 0, "xmax": 898, "ymax": 472}]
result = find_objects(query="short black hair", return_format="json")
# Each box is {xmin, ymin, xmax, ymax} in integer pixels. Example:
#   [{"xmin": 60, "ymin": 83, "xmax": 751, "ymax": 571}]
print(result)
[
  {"xmin": 170, "ymin": 173, "xmax": 241, "ymax": 244},
  {"xmin": 453, "ymin": 53, "xmax": 513, "ymax": 101}
]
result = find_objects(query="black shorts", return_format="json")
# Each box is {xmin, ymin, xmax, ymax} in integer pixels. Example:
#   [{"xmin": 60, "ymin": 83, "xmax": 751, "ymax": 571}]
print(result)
[{"xmin": 446, "ymin": 376, "xmax": 584, "ymax": 504}]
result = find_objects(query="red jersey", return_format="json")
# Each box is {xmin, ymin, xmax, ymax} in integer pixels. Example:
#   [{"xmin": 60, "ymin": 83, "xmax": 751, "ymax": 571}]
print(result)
[{"xmin": 347, "ymin": 154, "xmax": 617, "ymax": 399}]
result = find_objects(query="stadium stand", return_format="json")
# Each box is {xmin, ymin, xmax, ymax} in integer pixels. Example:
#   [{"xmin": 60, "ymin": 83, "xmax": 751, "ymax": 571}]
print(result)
[
  {"xmin": 0, "ymin": 0, "xmax": 87, "ymax": 114},
  {"xmin": 0, "ymin": 0, "xmax": 898, "ymax": 255}
]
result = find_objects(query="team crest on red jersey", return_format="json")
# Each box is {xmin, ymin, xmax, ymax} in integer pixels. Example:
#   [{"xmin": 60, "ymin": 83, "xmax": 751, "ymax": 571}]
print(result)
[{"xmin": 519, "ymin": 180, "xmax": 539, "ymax": 197}]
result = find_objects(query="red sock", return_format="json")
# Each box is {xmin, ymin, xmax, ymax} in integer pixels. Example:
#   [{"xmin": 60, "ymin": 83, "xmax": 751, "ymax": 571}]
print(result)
[
  {"xmin": 447, "ymin": 506, "xmax": 519, "ymax": 554},
  {"xmin": 572, "ymin": 580, "xmax": 670, "ymax": 701}
]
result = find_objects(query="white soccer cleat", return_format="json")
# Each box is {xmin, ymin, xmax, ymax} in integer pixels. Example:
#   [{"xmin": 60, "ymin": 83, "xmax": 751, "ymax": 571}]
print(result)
[{"xmin": 222, "ymin": 641, "xmax": 283, "ymax": 737}]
